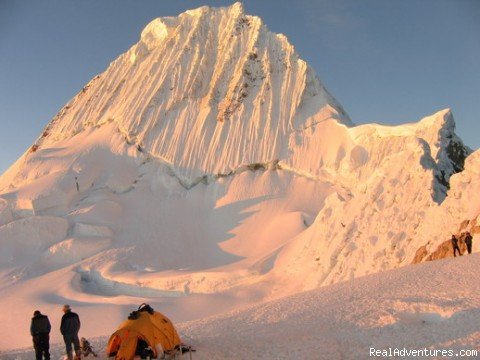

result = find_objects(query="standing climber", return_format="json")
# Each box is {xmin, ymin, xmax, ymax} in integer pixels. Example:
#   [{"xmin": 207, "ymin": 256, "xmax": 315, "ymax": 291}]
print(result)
[
  {"xmin": 31, "ymin": 310, "xmax": 51, "ymax": 360},
  {"xmin": 60, "ymin": 304, "xmax": 81, "ymax": 360},
  {"xmin": 465, "ymin": 232, "xmax": 473, "ymax": 254},
  {"xmin": 451, "ymin": 234, "xmax": 462, "ymax": 257}
]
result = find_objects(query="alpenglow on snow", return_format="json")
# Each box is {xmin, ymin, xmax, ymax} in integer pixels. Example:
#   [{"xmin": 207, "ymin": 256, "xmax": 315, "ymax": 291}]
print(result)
[
  {"xmin": 0, "ymin": 2, "xmax": 478, "ymax": 350},
  {"xmin": 27, "ymin": 2, "xmax": 351, "ymax": 183}
]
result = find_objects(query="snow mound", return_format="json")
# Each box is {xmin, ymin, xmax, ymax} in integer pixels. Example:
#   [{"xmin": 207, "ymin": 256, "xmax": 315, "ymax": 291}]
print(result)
[
  {"xmin": 67, "ymin": 200, "xmax": 123, "ymax": 226},
  {"xmin": 0, "ymin": 216, "xmax": 68, "ymax": 267},
  {"xmin": 72, "ymin": 223, "xmax": 113, "ymax": 237},
  {"xmin": 0, "ymin": 198, "xmax": 13, "ymax": 226},
  {"xmin": 42, "ymin": 237, "xmax": 112, "ymax": 267}
]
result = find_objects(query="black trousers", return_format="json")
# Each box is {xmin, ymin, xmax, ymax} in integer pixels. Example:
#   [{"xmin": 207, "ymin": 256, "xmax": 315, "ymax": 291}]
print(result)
[
  {"xmin": 63, "ymin": 333, "xmax": 81, "ymax": 360},
  {"xmin": 453, "ymin": 244, "xmax": 462, "ymax": 257},
  {"xmin": 33, "ymin": 333, "xmax": 50, "ymax": 360},
  {"xmin": 466, "ymin": 242, "xmax": 472, "ymax": 254}
]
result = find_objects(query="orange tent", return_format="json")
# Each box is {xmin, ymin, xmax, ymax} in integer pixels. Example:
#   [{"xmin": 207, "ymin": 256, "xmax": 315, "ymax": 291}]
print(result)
[{"xmin": 107, "ymin": 304, "xmax": 182, "ymax": 359}]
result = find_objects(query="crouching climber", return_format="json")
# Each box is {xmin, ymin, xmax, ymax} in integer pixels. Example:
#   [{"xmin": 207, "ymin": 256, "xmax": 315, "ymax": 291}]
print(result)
[{"xmin": 80, "ymin": 337, "xmax": 98, "ymax": 357}]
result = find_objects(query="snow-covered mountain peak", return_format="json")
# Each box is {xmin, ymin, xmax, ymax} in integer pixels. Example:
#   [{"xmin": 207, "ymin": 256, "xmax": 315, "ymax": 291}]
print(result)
[
  {"xmin": 416, "ymin": 108, "xmax": 455, "ymax": 143},
  {"xmin": 418, "ymin": 107, "xmax": 453, "ymax": 127},
  {"xmin": 416, "ymin": 109, "xmax": 471, "ymax": 195},
  {"xmin": 405, "ymin": 109, "xmax": 468, "ymax": 172},
  {"xmin": 25, "ymin": 2, "xmax": 350, "ymax": 181}
]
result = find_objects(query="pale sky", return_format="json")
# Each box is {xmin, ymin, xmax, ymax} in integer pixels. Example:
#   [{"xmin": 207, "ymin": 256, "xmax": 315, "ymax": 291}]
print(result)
[{"xmin": 1, "ymin": 0, "xmax": 479, "ymax": 174}]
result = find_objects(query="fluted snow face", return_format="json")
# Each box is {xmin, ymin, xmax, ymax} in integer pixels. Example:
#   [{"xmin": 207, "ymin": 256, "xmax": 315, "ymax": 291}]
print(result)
[{"xmin": 36, "ymin": 2, "xmax": 349, "ymax": 180}]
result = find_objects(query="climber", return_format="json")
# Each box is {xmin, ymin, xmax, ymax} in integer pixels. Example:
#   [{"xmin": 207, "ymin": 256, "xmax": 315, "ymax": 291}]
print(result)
[
  {"xmin": 451, "ymin": 234, "xmax": 462, "ymax": 257},
  {"xmin": 60, "ymin": 304, "xmax": 81, "ymax": 360},
  {"xmin": 464, "ymin": 232, "xmax": 473, "ymax": 254},
  {"xmin": 80, "ymin": 337, "xmax": 98, "ymax": 357},
  {"xmin": 31, "ymin": 310, "xmax": 51, "ymax": 360}
]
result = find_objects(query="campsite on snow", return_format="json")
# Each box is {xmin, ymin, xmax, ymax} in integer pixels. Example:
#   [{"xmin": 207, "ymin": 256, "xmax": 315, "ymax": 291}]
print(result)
[{"xmin": 0, "ymin": 2, "xmax": 479, "ymax": 359}]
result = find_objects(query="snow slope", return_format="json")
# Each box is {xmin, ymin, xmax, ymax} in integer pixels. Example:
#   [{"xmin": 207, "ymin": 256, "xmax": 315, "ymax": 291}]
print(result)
[
  {"xmin": 0, "ymin": 2, "xmax": 478, "ymax": 353},
  {"xmin": 3, "ymin": 254, "xmax": 479, "ymax": 359}
]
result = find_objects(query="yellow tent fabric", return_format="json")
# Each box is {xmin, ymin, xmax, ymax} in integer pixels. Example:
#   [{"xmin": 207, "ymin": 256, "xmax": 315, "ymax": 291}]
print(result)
[{"xmin": 107, "ymin": 305, "xmax": 182, "ymax": 359}]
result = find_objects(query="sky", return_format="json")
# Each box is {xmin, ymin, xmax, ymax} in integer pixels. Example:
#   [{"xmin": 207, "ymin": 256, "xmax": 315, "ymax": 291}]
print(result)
[{"xmin": 0, "ymin": 0, "xmax": 479, "ymax": 174}]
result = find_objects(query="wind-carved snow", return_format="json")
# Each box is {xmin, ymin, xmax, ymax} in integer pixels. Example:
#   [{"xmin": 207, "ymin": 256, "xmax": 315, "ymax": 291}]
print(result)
[{"xmin": 0, "ymin": 2, "xmax": 477, "ymax": 351}]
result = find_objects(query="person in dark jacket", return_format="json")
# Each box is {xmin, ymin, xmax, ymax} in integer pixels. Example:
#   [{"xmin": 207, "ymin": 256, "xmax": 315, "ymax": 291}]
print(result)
[
  {"xmin": 465, "ymin": 232, "xmax": 473, "ymax": 254},
  {"xmin": 60, "ymin": 304, "xmax": 81, "ymax": 360},
  {"xmin": 31, "ymin": 310, "xmax": 51, "ymax": 360},
  {"xmin": 451, "ymin": 234, "xmax": 462, "ymax": 257}
]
